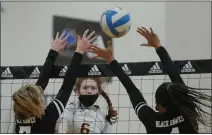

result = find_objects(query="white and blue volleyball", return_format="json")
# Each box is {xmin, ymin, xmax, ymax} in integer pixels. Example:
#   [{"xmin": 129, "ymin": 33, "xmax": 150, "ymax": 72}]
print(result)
[{"xmin": 100, "ymin": 7, "xmax": 131, "ymax": 38}]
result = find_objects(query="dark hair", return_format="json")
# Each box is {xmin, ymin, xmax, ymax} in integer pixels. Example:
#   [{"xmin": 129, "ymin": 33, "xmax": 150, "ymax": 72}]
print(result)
[
  {"xmin": 155, "ymin": 82, "xmax": 211, "ymax": 132},
  {"xmin": 75, "ymin": 77, "xmax": 117, "ymax": 124}
]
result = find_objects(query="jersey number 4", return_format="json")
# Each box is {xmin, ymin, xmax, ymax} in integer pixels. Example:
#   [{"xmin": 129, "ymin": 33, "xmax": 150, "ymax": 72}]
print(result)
[
  {"xmin": 19, "ymin": 126, "xmax": 31, "ymax": 134},
  {"xmin": 81, "ymin": 123, "xmax": 90, "ymax": 134}
]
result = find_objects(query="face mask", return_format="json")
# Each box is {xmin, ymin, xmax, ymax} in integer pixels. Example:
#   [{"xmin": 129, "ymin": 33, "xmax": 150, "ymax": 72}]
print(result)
[{"xmin": 79, "ymin": 94, "xmax": 99, "ymax": 107}]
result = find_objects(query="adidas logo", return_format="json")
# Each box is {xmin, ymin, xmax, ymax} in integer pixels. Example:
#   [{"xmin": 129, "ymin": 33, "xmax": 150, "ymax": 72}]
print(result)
[
  {"xmin": 88, "ymin": 65, "xmax": 101, "ymax": 76},
  {"xmin": 59, "ymin": 66, "xmax": 68, "ymax": 77},
  {"xmin": 149, "ymin": 62, "xmax": 162, "ymax": 73},
  {"xmin": 181, "ymin": 61, "xmax": 195, "ymax": 73},
  {"xmin": 1, "ymin": 67, "xmax": 13, "ymax": 78},
  {"xmin": 122, "ymin": 64, "xmax": 131, "ymax": 75},
  {"xmin": 30, "ymin": 67, "xmax": 40, "ymax": 78}
]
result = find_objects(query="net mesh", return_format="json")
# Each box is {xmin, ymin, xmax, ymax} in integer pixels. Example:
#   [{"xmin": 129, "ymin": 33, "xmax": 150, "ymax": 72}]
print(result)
[{"xmin": 1, "ymin": 60, "xmax": 212, "ymax": 133}]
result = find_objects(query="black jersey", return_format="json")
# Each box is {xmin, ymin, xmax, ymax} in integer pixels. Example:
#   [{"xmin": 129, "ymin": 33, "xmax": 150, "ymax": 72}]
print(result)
[
  {"xmin": 108, "ymin": 46, "xmax": 197, "ymax": 134},
  {"xmin": 35, "ymin": 49, "xmax": 59, "ymax": 91},
  {"xmin": 15, "ymin": 51, "xmax": 83, "ymax": 134}
]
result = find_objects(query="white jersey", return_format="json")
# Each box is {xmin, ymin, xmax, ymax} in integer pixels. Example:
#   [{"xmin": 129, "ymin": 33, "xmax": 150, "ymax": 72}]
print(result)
[{"xmin": 56, "ymin": 101, "xmax": 112, "ymax": 134}]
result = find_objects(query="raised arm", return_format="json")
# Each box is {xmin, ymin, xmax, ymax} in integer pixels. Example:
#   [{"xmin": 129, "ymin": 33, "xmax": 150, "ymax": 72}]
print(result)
[
  {"xmin": 156, "ymin": 46, "xmax": 184, "ymax": 84},
  {"xmin": 108, "ymin": 60, "xmax": 147, "ymax": 109},
  {"xmin": 88, "ymin": 41, "xmax": 146, "ymax": 107},
  {"xmin": 87, "ymin": 41, "xmax": 157, "ymax": 132},
  {"xmin": 137, "ymin": 27, "xmax": 184, "ymax": 85},
  {"xmin": 41, "ymin": 30, "xmax": 96, "ymax": 126},
  {"xmin": 36, "ymin": 31, "xmax": 69, "ymax": 90}
]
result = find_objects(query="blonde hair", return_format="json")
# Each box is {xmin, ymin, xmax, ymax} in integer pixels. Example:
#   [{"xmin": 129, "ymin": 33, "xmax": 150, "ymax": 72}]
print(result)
[{"xmin": 12, "ymin": 84, "xmax": 45, "ymax": 120}]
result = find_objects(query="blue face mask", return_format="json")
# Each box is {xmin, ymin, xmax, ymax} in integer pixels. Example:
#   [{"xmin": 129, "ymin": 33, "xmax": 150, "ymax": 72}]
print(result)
[{"xmin": 79, "ymin": 94, "xmax": 99, "ymax": 107}]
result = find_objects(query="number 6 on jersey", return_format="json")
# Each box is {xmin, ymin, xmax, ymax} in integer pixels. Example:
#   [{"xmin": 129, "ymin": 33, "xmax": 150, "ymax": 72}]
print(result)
[{"xmin": 81, "ymin": 123, "xmax": 90, "ymax": 134}]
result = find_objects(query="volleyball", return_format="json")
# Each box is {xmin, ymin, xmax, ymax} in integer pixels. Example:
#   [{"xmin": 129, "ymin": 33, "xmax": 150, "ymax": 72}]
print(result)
[{"xmin": 100, "ymin": 7, "xmax": 131, "ymax": 38}]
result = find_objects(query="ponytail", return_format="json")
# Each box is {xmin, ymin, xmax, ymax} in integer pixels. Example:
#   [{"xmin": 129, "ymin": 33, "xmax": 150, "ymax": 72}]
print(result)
[
  {"xmin": 167, "ymin": 83, "xmax": 212, "ymax": 132},
  {"xmin": 101, "ymin": 90, "xmax": 118, "ymax": 124}
]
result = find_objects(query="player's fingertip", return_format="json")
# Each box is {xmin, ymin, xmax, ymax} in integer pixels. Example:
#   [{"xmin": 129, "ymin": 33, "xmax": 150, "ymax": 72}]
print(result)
[{"xmin": 77, "ymin": 35, "xmax": 81, "ymax": 39}]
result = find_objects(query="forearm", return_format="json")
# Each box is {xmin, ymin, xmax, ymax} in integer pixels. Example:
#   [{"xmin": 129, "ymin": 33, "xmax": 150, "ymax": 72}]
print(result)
[
  {"xmin": 43, "ymin": 52, "xmax": 83, "ymax": 124},
  {"xmin": 156, "ymin": 46, "xmax": 184, "ymax": 85},
  {"xmin": 56, "ymin": 52, "xmax": 83, "ymax": 106},
  {"xmin": 36, "ymin": 49, "xmax": 58, "ymax": 90},
  {"xmin": 108, "ymin": 60, "xmax": 146, "ymax": 108}
]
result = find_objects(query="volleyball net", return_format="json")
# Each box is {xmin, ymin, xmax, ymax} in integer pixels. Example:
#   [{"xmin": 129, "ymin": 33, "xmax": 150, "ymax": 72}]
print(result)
[{"xmin": 1, "ymin": 59, "xmax": 212, "ymax": 133}]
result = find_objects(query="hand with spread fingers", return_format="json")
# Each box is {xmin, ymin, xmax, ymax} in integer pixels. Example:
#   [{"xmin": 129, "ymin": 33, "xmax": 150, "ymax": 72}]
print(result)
[
  {"xmin": 87, "ymin": 41, "xmax": 114, "ymax": 64},
  {"xmin": 51, "ymin": 31, "xmax": 69, "ymax": 53},
  {"xmin": 136, "ymin": 27, "xmax": 161, "ymax": 49},
  {"xmin": 76, "ymin": 29, "xmax": 97, "ymax": 54}
]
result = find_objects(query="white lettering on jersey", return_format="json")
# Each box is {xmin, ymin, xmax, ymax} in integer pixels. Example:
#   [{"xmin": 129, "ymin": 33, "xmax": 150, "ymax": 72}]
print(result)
[
  {"xmin": 156, "ymin": 120, "xmax": 169, "ymax": 128},
  {"xmin": 170, "ymin": 115, "xmax": 184, "ymax": 126},
  {"xmin": 16, "ymin": 117, "xmax": 36, "ymax": 124},
  {"xmin": 156, "ymin": 115, "xmax": 184, "ymax": 128}
]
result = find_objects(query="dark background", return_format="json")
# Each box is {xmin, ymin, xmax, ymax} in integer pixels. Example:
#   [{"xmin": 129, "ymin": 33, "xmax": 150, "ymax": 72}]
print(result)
[{"xmin": 52, "ymin": 15, "xmax": 113, "ymax": 66}]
